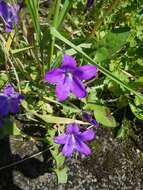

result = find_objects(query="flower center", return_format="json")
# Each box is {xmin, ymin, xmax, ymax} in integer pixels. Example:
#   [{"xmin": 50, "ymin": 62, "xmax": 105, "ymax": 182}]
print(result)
[{"xmin": 65, "ymin": 71, "xmax": 73, "ymax": 79}]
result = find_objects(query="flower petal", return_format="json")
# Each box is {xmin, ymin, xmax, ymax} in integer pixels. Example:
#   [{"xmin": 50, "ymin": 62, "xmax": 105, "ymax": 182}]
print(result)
[
  {"xmin": 79, "ymin": 129, "xmax": 95, "ymax": 142},
  {"xmin": 75, "ymin": 138, "xmax": 91, "ymax": 155},
  {"xmin": 82, "ymin": 112, "xmax": 99, "ymax": 127},
  {"xmin": 82, "ymin": 112, "xmax": 92, "ymax": 122},
  {"xmin": 0, "ymin": 1, "xmax": 20, "ymax": 33},
  {"xmin": 3, "ymin": 84, "xmax": 14, "ymax": 96},
  {"xmin": 91, "ymin": 119, "xmax": 99, "ymax": 128},
  {"xmin": 66, "ymin": 123, "xmax": 79, "ymax": 134},
  {"xmin": 78, "ymin": 65, "xmax": 97, "ymax": 80},
  {"xmin": 0, "ymin": 1, "xmax": 8, "ymax": 20},
  {"xmin": 54, "ymin": 134, "xmax": 67, "ymax": 145},
  {"xmin": 56, "ymin": 76, "xmax": 71, "ymax": 101},
  {"xmin": 71, "ymin": 77, "xmax": 87, "ymax": 98},
  {"xmin": 44, "ymin": 69, "xmax": 64, "ymax": 84},
  {"xmin": 9, "ymin": 97, "xmax": 20, "ymax": 114},
  {"xmin": 87, "ymin": 0, "xmax": 94, "ymax": 8},
  {"xmin": 0, "ymin": 95, "xmax": 9, "ymax": 116},
  {"xmin": 62, "ymin": 54, "xmax": 77, "ymax": 67},
  {"xmin": 62, "ymin": 135, "xmax": 74, "ymax": 157}
]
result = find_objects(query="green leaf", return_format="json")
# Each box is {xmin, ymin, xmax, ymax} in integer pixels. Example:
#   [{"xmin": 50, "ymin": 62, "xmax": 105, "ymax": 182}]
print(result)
[
  {"xmin": 87, "ymin": 104, "xmax": 116, "ymax": 127},
  {"xmin": 117, "ymin": 120, "xmax": 129, "ymax": 139},
  {"xmin": 57, "ymin": 0, "xmax": 71, "ymax": 29},
  {"xmin": 11, "ymin": 46, "xmax": 34, "ymax": 54},
  {"xmin": 130, "ymin": 76, "xmax": 143, "ymax": 91},
  {"xmin": 129, "ymin": 102, "xmax": 143, "ymax": 120},
  {"xmin": 0, "ymin": 73, "xmax": 8, "ymax": 88},
  {"xmin": 55, "ymin": 167, "xmax": 68, "ymax": 184},
  {"xmin": 95, "ymin": 31, "xmax": 129, "ymax": 62},
  {"xmin": 36, "ymin": 113, "xmax": 87, "ymax": 125},
  {"xmin": 48, "ymin": 130, "xmax": 68, "ymax": 184},
  {"xmin": 25, "ymin": 0, "xmax": 41, "ymax": 42}
]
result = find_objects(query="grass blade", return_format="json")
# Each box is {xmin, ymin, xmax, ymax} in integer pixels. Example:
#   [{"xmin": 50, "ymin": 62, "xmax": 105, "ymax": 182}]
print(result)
[{"xmin": 25, "ymin": 0, "xmax": 41, "ymax": 42}]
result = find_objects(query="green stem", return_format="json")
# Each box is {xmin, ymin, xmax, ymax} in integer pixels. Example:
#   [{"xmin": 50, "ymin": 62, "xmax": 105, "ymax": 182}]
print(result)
[{"xmin": 49, "ymin": 0, "xmax": 61, "ymax": 69}]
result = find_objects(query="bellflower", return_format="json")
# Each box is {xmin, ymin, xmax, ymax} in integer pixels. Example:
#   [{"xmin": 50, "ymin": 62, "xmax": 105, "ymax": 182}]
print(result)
[
  {"xmin": 54, "ymin": 123, "xmax": 95, "ymax": 157},
  {"xmin": 0, "ymin": 1, "xmax": 21, "ymax": 32},
  {"xmin": 0, "ymin": 94, "xmax": 9, "ymax": 128},
  {"xmin": 45, "ymin": 54, "xmax": 97, "ymax": 101},
  {"xmin": 0, "ymin": 95, "xmax": 9, "ymax": 116},
  {"xmin": 82, "ymin": 112, "xmax": 99, "ymax": 128},
  {"xmin": 0, "ymin": 84, "xmax": 23, "ymax": 128},
  {"xmin": 3, "ymin": 84, "xmax": 24, "ymax": 114},
  {"xmin": 87, "ymin": 0, "xmax": 94, "ymax": 8}
]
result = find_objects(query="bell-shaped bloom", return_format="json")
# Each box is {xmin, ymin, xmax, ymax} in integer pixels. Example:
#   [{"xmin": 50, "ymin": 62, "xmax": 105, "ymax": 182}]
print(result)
[
  {"xmin": 82, "ymin": 112, "xmax": 99, "ymax": 128},
  {"xmin": 0, "ymin": 84, "xmax": 23, "ymax": 128},
  {"xmin": 45, "ymin": 54, "xmax": 97, "ymax": 101},
  {"xmin": 0, "ymin": 1, "xmax": 21, "ymax": 32},
  {"xmin": 54, "ymin": 123, "xmax": 95, "ymax": 157},
  {"xmin": 3, "ymin": 84, "xmax": 24, "ymax": 114},
  {"xmin": 0, "ymin": 95, "xmax": 9, "ymax": 116},
  {"xmin": 0, "ymin": 95, "xmax": 9, "ymax": 128},
  {"xmin": 87, "ymin": 0, "xmax": 94, "ymax": 8}
]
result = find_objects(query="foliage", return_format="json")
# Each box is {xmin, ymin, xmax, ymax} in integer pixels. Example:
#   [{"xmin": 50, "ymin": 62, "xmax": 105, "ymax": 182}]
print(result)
[{"xmin": 0, "ymin": 0, "xmax": 143, "ymax": 183}]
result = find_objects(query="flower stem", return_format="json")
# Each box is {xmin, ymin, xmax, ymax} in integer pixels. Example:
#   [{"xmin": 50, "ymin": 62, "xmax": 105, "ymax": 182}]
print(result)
[{"xmin": 49, "ymin": 0, "xmax": 61, "ymax": 69}]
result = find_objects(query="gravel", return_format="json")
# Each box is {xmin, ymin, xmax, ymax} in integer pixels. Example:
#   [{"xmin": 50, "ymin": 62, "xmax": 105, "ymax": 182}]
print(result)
[{"xmin": 0, "ymin": 127, "xmax": 142, "ymax": 190}]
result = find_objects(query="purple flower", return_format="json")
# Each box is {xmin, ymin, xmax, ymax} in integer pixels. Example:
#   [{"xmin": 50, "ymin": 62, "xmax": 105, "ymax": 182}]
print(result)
[
  {"xmin": 0, "ymin": 1, "xmax": 21, "ymax": 32},
  {"xmin": 0, "ymin": 84, "xmax": 23, "ymax": 128},
  {"xmin": 3, "ymin": 84, "xmax": 24, "ymax": 114},
  {"xmin": 45, "ymin": 54, "xmax": 97, "ymax": 101},
  {"xmin": 54, "ymin": 123, "xmax": 95, "ymax": 157},
  {"xmin": 0, "ymin": 94, "xmax": 9, "ymax": 128},
  {"xmin": 82, "ymin": 112, "xmax": 99, "ymax": 128},
  {"xmin": 87, "ymin": 0, "xmax": 94, "ymax": 8},
  {"xmin": 0, "ymin": 95, "xmax": 9, "ymax": 116}
]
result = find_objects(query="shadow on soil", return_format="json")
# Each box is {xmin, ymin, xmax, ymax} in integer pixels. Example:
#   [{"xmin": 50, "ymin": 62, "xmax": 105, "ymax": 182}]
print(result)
[{"xmin": 0, "ymin": 137, "xmax": 52, "ymax": 190}]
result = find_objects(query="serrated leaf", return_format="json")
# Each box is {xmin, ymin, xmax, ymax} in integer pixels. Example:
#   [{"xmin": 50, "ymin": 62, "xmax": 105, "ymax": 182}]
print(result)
[
  {"xmin": 87, "ymin": 104, "xmax": 116, "ymax": 127},
  {"xmin": 48, "ymin": 130, "xmax": 68, "ymax": 184},
  {"xmin": 95, "ymin": 31, "xmax": 129, "ymax": 62},
  {"xmin": 129, "ymin": 102, "xmax": 143, "ymax": 120},
  {"xmin": 117, "ymin": 126, "xmax": 129, "ymax": 139},
  {"xmin": 116, "ymin": 120, "xmax": 129, "ymax": 139},
  {"xmin": 55, "ymin": 167, "xmax": 68, "ymax": 184},
  {"xmin": 51, "ymin": 149, "xmax": 65, "ymax": 169}
]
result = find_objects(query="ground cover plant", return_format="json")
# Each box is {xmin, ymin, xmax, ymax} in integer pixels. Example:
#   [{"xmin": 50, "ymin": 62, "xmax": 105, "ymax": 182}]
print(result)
[{"xmin": 0, "ymin": 0, "xmax": 143, "ymax": 184}]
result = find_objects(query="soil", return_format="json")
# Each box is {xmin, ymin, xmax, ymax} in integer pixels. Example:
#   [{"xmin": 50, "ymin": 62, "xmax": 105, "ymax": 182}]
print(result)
[{"xmin": 0, "ymin": 127, "xmax": 142, "ymax": 190}]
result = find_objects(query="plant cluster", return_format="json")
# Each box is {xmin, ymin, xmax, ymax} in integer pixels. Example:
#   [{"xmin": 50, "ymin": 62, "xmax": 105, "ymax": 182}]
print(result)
[{"xmin": 0, "ymin": 0, "xmax": 143, "ymax": 183}]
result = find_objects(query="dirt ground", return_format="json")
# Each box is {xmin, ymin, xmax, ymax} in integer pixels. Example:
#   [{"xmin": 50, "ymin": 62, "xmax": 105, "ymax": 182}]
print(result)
[{"xmin": 0, "ymin": 127, "xmax": 142, "ymax": 190}]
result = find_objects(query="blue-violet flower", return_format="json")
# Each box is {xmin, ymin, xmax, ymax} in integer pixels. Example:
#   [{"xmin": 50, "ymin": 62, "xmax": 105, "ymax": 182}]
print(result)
[
  {"xmin": 0, "ymin": 84, "xmax": 23, "ymax": 128},
  {"xmin": 3, "ymin": 84, "xmax": 24, "ymax": 114},
  {"xmin": 0, "ymin": 95, "xmax": 8, "ymax": 128},
  {"xmin": 82, "ymin": 112, "xmax": 99, "ymax": 128},
  {"xmin": 45, "ymin": 54, "xmax": 97, "ymax": 101},
  {"xmin": 0, "ymin": 0, "xmax": 21, "ymax": 32},
  {"xmin": 87, "ymin": 0, "xmax": 94, "ymax": 8},
  {"xmin": 54, "ymin": 123, "xmax": 95, "ymax": 157}
]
